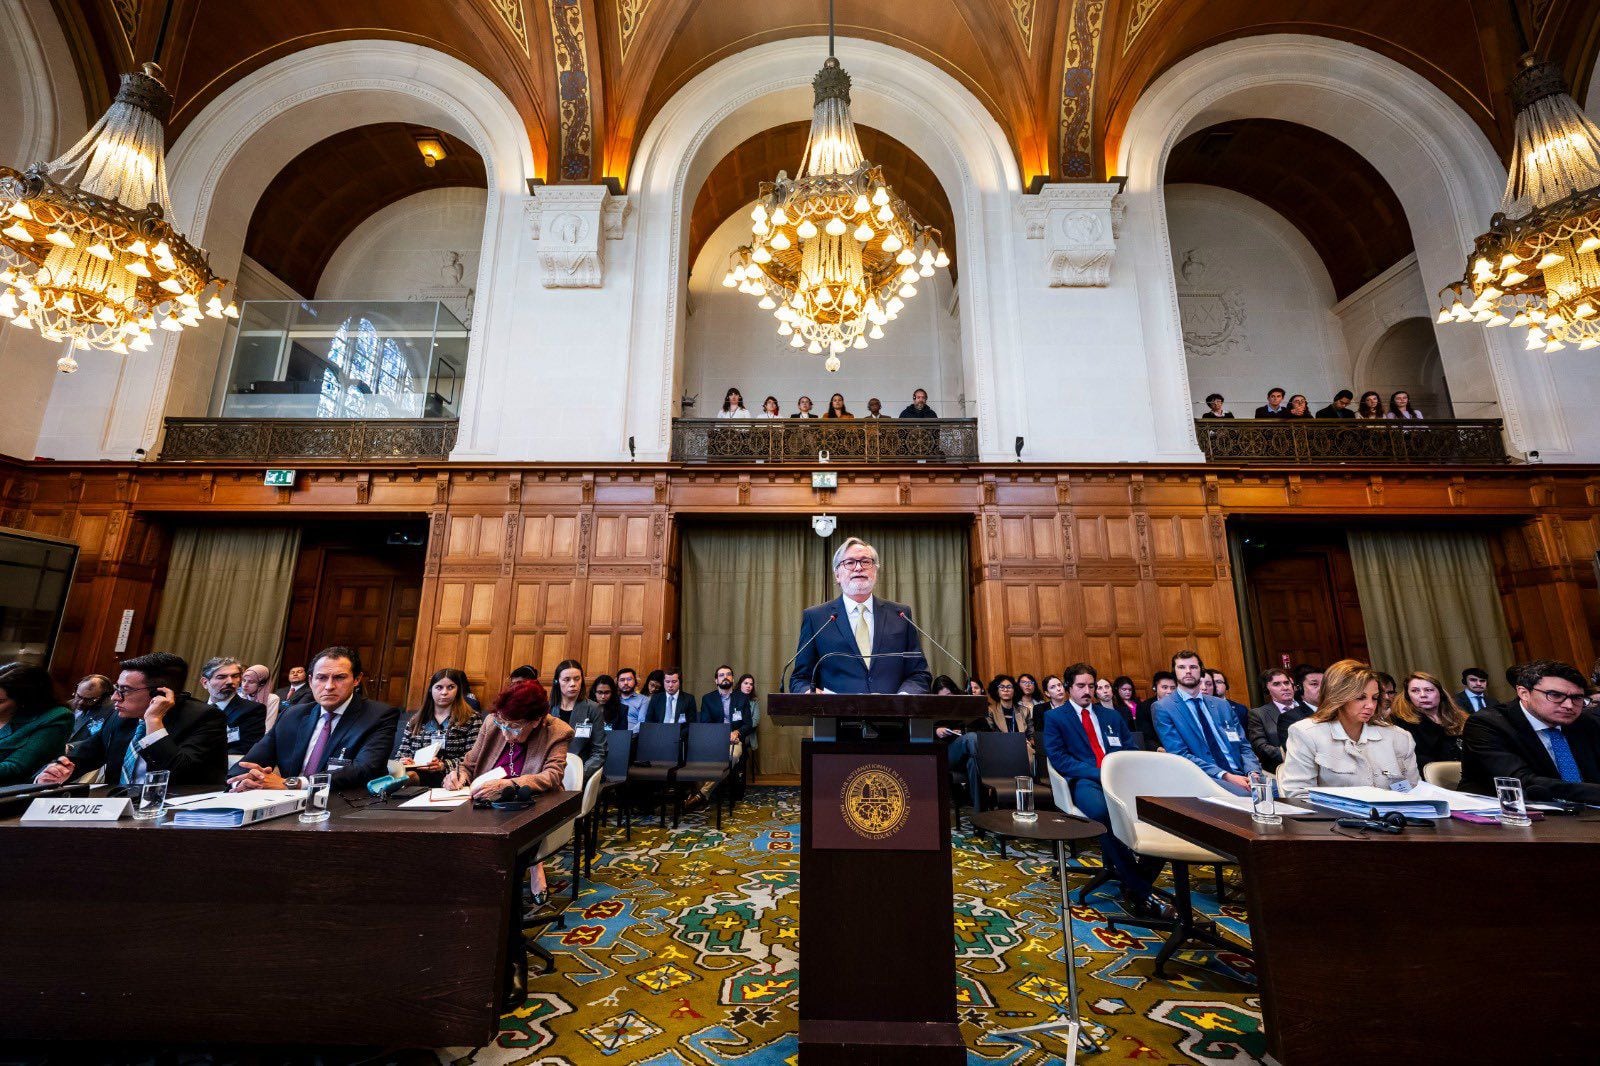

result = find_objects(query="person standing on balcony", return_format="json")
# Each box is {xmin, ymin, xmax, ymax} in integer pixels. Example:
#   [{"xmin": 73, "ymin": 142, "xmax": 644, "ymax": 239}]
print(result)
[
  {"xmin": 864, "ymin": 397, "xmax": 885, "ymax": 417},
  {"xmin": 1317, "ymin": 390, "xmax": 1357, "ymax": 419},
  {"xmin": 1201, "ymin": 393, "xmax": 1233, "ymax": 419},
  {"xmin": 791, "ymin": 395, "xmax": 819, "ymax": 418},
  {"xmin": 1285, "ymin": 394, "xmax": 1313, "ymax": 418},
  {"xmin": 1254, "ymin": 387, "xmax": 1288, "ymax": 417},
  {"xmin": 899, "ymin": 388, "xmax": 937, "ymax": 418},
  {"xmin": 717, "ymin": 387, "xmax": 751, "ymax": 418},
  {"xmin": 1385, "ymin": 391, "xmax": 1425, "ymax": 419},
  {"xmin": 1355, "ymin": 391, "xmax": 1383, "ymax": 419},
  {"xmin": 757, "ymin": 396, "xmax": 781, "ymax": 419},
  {"xmin": 823, "ymin": 393, "xmax": 854, "ymax": 418}
]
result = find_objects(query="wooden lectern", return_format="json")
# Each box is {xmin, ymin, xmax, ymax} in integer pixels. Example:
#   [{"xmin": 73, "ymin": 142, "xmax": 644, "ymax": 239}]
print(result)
[{"xmin": 770, "ymin": 693, "xmax": 988, "ymax": 1066}]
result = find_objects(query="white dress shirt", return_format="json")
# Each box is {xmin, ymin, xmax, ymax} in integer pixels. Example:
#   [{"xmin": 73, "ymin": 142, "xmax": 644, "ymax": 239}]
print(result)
[
  {"xmin": 716, "ymin": 407, "xmax": 752, "ymax": 419},
  {"xmin": 844, "ymin": 595, "xmax": 875, "ymax": 649},
  {"xmin": 662, "ymin": 692, "xmax": 684, "ymax": 724},
  {"xmin": 1521, "ymin": 704, "xmax": 1560, "ymax": 761},
  {"xmin": 301, "ymin": 696, "xmax": 353, "ymax": 771}
]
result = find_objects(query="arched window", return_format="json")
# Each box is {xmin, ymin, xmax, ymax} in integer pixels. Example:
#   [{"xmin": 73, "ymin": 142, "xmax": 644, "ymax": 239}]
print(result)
[
  {"xmin": 348, "ymin": 318, "xmax": 379, "ymax": 390},
  {"xmin": 316, "ymin": 369, "xmax": 341, "ymax": 418},
  {"xmin": 344, "ymin": 385, "xmax": 367, "ymax": 417},
  {"xmin": 378, "ymin": 339, "xmax": 412, "ymax": 399},
  {"xmin": 326, "ymin": 321, "xmax": 350, "ymax": 370}
]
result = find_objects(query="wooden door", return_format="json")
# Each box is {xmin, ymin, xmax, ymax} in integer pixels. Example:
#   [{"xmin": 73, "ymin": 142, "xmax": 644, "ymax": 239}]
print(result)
[
  {"xmin": 1243, "ymin": 538, "xmax": 1368, "ymax": 689},
  {"xmin": 306, "ymin": 551, "xmax": 423, "ymax": 708}
]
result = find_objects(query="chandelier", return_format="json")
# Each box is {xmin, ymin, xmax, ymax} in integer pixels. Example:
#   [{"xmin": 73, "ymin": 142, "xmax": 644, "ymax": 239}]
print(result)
[
  {"xmin": 721, "ymin": 10, "xmax": 947, "ymax": 373},
  {"xmin": 1439, "ymin": 52, "xmax": 1600, "ymax": 352},
  {"xmin": 0, "ymin": 63, "xmax": 235, "ymax": 373}
]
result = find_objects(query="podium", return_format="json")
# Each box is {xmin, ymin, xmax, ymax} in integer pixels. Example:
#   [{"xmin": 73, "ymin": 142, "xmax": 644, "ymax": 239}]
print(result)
[{"xmin": 770, "ymin": 693, "xmax": 988, "ymax": 1065}]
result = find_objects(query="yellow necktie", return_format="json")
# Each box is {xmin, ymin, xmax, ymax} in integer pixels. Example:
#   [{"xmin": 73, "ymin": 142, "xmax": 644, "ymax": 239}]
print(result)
[{"xmin": 854, "ymin": 605, "xmax": 872, "ymax": 667}]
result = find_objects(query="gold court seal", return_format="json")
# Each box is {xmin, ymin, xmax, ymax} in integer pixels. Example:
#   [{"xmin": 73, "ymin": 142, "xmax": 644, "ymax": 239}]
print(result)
[{"xmin": 840, "ymin": 763, "xmax": 910, "ymax": 840}]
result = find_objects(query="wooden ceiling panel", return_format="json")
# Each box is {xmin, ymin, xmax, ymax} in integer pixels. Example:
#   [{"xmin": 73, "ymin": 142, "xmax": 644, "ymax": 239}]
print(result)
[
  {"xmin": 688, "ymin": 121, "xmax": 957, "ymax": 281},
  {"xmin": 1166, "ymin": 118, "xmax": 1413, "ymax": 299},
  {"xmin": 243, "ymin": 123, "xmax": 486, "ymax": 297}
]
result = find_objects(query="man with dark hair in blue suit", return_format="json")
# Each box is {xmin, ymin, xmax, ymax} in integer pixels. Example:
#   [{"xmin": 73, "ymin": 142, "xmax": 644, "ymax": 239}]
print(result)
[
  {"xmin": 1155, "ymin": 650, "xmax": 1261, "ymax": 796},
  {"xmin": 1044, "ymin": 663, "xmax": 1163, "ymax": 914},
  {"xmin": 788, "ymin": 537, "xmax": 930, "ymax": 696}
]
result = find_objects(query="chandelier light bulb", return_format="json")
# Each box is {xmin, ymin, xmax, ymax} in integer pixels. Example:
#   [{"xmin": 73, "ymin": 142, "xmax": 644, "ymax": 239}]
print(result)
[
  {"xmin": 869, "ymin": 324, "xmax": 884, "ymax": 339},
  {"xmin": 752, "ymin": 246, "xmax": 772, "ymax": 263},
  {"xmin": 778, "ymin": 322, "xmax": 793, "ymax": 335},
  {"xmin": 797, "ymin": 219, "xmax": 818, "ymax": 239},
  {"xmin": 853, "ymin": 223, "xmax": 874, "ymax": 242},
  {"xmin": 853, "ymin": 194, "xmax": 870, "ymax": 214},
  {"xmin": 791, "ymin": 333, "xmax": 805, "ymax": 348},
  {"xmin": 2, "ymin": 222, "xmax": 33, "ymax": 243},
  {"xmin": 933, "ymin": 249, "xmax": 949, "ymax": 269},
  {"xmin": 881, "ymin": 234, "xmax": 902, "ymax": 253},
  {"xmin": 825, "ymin": 217, "xmax": 846, "ymax": 236},
  {"xmin": 770, "ymin": 231, "xmax": 791, "ymax": 250},
  {"xmin": 899, "ymin": 283, "xmax": 917, "ymax": 298},
  {"xmin": 875, "ymin": 203, "xmax": 894, "ymax": 223},
  {"xmin": 56, "ymin": 352, "xmax": 78, "ymax": 373},
  {"xmin": 872, "ymin": 187, "xmax": 890, "ymax": 207},
  {"xmin": 772, "ymin": 206, "xmax": 789, "ymax": 225},
  {"xmin": 853, "ymin": 336, "xmax": 867, "ymax": 349},
  {"xmin": 752, "ymin": 205, "xmax": 767, "ymax": 222},
  {"xmin": 758, "ymin": 295, "xmax": 777, "ymax": 310},
  {"xmin": 825, "ymin": 354, "xmax": 841, "ymax": 372},
  {"xmin": 808, "ymin": 340, "xmax": 822, "ymax": 354}
]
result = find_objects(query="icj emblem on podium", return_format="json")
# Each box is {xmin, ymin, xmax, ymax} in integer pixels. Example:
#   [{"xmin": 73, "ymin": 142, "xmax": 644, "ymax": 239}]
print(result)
[{"xmin": 840, "ymin": 763, "xmax": 910, "ymax": 841}]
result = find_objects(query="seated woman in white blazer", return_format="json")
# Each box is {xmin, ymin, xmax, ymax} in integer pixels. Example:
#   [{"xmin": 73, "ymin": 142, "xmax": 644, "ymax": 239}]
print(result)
[{"xmin": 1279, "ymin": 658, "xmax": 1420, "ymax": 800}]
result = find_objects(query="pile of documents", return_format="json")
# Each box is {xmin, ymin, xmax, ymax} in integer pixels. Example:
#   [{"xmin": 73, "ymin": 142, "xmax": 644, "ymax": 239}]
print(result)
[{"xmin": 166, "ymin": 790, "xmax": 307, "ymax": 827}]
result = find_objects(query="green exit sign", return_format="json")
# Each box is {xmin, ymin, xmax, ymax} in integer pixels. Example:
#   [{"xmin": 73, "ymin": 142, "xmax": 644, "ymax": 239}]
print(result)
[{"xmin": 264, "ymin": 469, "xmax": 296, "ymax": 488}]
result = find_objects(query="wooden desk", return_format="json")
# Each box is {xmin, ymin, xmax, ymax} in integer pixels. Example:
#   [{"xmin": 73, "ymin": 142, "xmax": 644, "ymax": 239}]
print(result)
[
  {"xmin": 1139, "ymin": 796, "xmax": 1600, "ymax": 1066},
  {"xmin": 0, "ymin": 787, "xmax": 581, "ymax": 1047}
]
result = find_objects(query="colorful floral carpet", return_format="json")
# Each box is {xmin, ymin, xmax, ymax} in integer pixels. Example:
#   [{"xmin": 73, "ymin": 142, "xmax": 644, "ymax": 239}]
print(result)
[{"xmin": 446, "ymin": 786, "xmax": 1267, "ymax": 1065}]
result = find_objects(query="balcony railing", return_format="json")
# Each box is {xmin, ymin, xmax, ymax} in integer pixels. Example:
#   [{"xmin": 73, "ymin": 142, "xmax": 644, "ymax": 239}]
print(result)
[
  {"xmin": 161, "ymin": 418, "xmax": 458, "ymax": 461},
  {"xmin": 1195, "ymin": 418, "xmax": 1509, "ymax": 465},
  {"xmin": 671, "ymin": 417, "xmax": 979, "ymax": 463}
]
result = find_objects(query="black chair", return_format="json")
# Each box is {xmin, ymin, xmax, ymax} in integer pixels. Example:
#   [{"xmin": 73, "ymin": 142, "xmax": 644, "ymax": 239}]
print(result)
[
  {"xmin": 628, "ymin": 722, "xmax": 685, "ymax": 827},
  {"xmin": 598, "ymin": 728, "xmax": 635, "ymax": 840},
  {"xmin": 673, "ymin": 722, "xmax": 734, "ymax": 829},
  {"xmin": 974, "ymin": 732, "xmax": 1048, "ymax": 857}
]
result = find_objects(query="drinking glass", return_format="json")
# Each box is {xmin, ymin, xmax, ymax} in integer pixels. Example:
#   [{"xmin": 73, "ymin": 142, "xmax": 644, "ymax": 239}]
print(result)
[
  {"xmin": 1013, "ymin": 775, "xmax": 1037, "ymax": 823},
  {"xmin": 1494, "ymin": 776, "xmax": 1532, "ymax": 827},
  {"xmin": 132, "ymin": 770, "xmax": 169, "ymax": 820},
  {"xmin": 299, "ymin": 772, "xmax": 333, "ymax": 823},
  {"xmin": 1249, "ymin": 770, "xmax": 1281, "ymax": 826}
]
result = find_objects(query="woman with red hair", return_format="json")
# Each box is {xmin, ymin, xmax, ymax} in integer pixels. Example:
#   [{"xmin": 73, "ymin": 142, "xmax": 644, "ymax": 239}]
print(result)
[{"xmin": 445, "ymin": 679, "xmax": 573, "ymax": 799}]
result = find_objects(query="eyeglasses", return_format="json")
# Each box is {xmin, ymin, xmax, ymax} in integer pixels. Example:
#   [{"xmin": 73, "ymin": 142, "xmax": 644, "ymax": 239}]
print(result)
[
  {"xmin": 112, "ymin": 685, "xmax": 150, "ymax": 697},
  {"xmin": 1532, "ymin": 688, "xmax": 1587, "ymax": 707},
  {"xmin": 838, "ymin": 557, "xmax": 877, "ymax": 571}
]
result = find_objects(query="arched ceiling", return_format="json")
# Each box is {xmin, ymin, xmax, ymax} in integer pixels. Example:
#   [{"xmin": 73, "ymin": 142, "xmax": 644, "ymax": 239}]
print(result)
[
  {"xmin": 243, "ymin": 123, "xmax": 486, "ymax": 297},
  {"xmin": 42, "ymin": 1, "xmax": 1600, "ymax": 185},
  {"xmin": 1166, "ymin": 119, "xmax": 1412, "ymax": 300},
  {"xmin": 688, "ymin": 121, "xmax": 956, "ymax": 280}
]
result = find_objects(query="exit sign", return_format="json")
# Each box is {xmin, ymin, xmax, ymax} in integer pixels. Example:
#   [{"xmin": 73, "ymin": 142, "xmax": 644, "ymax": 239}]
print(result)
[
  {"xmin": 811, "ymin": 471, "xmax": 838, "ymax": 489},
  {"xmin": 264, "ymin": 469, "xmax": 296, "ymax": 487}
]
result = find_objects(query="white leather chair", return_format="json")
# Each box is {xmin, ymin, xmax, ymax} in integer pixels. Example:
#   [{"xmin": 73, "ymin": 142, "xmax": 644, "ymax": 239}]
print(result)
[
  {"xmin": 1101, "ymin": 750, "xmax": 1251, "ymax": 976},
  {"xmin": 1422, "ymin": 760, "xmax": 1463, "ymax": 790},
  {"xmin": 574, "ymin": 762, "xmax": 606, "ymax": 881},
  {"xmin": 518, "ymin": 754, "xmax": 586, "ymax": 977}
]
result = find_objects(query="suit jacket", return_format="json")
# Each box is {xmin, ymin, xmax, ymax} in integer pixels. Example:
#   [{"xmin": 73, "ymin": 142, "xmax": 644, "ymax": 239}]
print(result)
[
  {"xmin": 452, "ymin": 714, "xmax": 574, "ymax": 794},
  {"xmin": 1278, "ymin": 719, "xmax": 1419, "ymax": 800},
  {"xmin": 898, "ymin": 404, "xmax": 938, "ymax": 418},
  {"xmin": 1280, "ymin": 702, "xmax": 1315, "ymax": 736},
  {"xmin": 67, "ymin": 705, "xmax": 114, "ymax": 748},
  {"xmin": 1200, "ymin": 411, "xmax": 1235, "ymax": 419},
  {"xmin": 699, "ymin": 690, "xmax": 755, "ymax": 743},
  {"xmin": 1315, "ymin": 405, "xmax": 1356, "ymax": 419},
  {"xmin": 788, "ymin": 596, "xmax": 931, "ymax": 695},
  {"xmin": 554, "ymin": 698, "xmax": 608, "ymax": 779},
  {"xmin": 275, "ymin": 684, "xmax": 315, "ymax": 707},
  {"xmin": 1044, "ymin": 702, "xmax": 1136, "ymax": 784},
  {"xmin": 0, "ymin": 706, "xmax": 72, "ymax": 785},
  {"xmin": 216, "ymin": 695, "xmax": 267, "ymax": 755},
  {"xmin": 1133, "ymin": 698, "xmax": 1164, "ymax": 750},
  {"xmin": 1246, "ymin": 702, "xmax": 1298, "ymax": 771},
  {"xmin": 645, "ymin": 690, "xmax": 698, "ymax": 727},
  {"xmin": 1455, "ymin": 689, "xmax": 1493, "ymax": 715},
  {"xmin": 1154, "ymin": 691, "xmax": 1261, "ymax": 779},
  {"xmin": 240, "ymin": 694, "xmax": 399, "ymax": 791},
  {"xmin": 1253, "ymin": 405, "xmax": 1287, "ymax": 418},
  {"xmin": 1395, "ymin": 714, "xmax": 1464, "ymax": 770},
  {"xmin": 67, "ymin": 694, "xmax": 228, "ymax": 788},
  {"xmin": 1460, "ymin": 703, "xmax": 1600, "ymax": 803}
]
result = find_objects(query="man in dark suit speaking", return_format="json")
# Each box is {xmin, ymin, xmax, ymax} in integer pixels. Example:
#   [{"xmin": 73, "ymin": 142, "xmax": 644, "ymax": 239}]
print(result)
[{"xmin": 788, "ymin": 537, "xmax": 931, "ymax": 695}]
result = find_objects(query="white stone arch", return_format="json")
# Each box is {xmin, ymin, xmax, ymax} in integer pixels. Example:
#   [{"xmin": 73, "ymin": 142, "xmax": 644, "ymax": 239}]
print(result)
[
  {"xmin": 40, "ymin": 39, "xmax": 536, "ymax": 460},
  {"xmin": 1118, "ymin": 33, "xmax": 1570, "ymax": 458},
  {"xmin": 619, "ymin": 36, "xmax": 1025, "ymax": 461}
]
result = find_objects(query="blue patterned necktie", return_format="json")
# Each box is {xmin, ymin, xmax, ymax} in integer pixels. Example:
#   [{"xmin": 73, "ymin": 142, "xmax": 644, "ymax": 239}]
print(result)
[
  {"xmin": 121, "ymin": 721, "xmax": 146, "ymax": 785},
  {"xmin": 1190, "ymin": 698, "xmax": 1234, "ymax": 772},
  {"xmin": 1545, "ymin": 728, "xmax": 1583, "ymax": 783}
]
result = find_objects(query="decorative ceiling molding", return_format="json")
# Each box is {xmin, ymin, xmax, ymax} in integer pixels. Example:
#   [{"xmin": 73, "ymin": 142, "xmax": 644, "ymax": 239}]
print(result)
[
  {"xmin": 112, "ymin": 0, "xmax": 140, "ymax": 49},
  {"xmin": 1123, "ymin": 0, "xmax": 1162, "ymax": 53},
  {"xmin": 491, "ymin": 0, "xmax": 530, "ymax": 56},
  {"xmin": 617, "ymin": 0, "xmax": 649, "ymax": 60},
  {"xmin": 1009, "ymin": 0, "xmax": 1037, "ymax": 52},
  {"xmin": 1058, "ymin": 0, "xmax": 1106, "ymax": 179},
  {"xmin": 548, "ymin": 0, "xmax": 594, "ymax": 181}
]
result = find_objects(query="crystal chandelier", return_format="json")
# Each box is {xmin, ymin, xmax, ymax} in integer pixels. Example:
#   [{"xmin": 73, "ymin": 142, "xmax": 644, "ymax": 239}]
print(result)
[
  {"xmin": 1439, "ymin": 52, "xmax": 1600, "ymax": 352},
  {"xmin": 721, "ymin": 7, "xmax": 947, "ymax": 373},
  {"xmin": 0, "ymin": 63, "xmax": 235, "ymax": 373}
]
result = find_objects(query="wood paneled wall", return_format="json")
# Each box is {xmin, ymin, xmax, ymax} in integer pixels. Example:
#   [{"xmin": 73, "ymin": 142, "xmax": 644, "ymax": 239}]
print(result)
[{"xmin": 5, "ymin": 458, "xmax": 1599, "ymax": 705}]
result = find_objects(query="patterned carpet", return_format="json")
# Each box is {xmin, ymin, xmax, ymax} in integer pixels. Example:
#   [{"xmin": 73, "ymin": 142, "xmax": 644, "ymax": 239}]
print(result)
[{"xmin": 447, "ymin": 786, "xmax": 1267, "ymax": 1066}]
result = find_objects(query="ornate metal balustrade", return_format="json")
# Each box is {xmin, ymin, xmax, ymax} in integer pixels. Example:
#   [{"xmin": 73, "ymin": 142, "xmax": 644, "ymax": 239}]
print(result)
[
  {"xmin": 1195, "ymin": 418, "xmax": 1509, "ymax": 465},
  {"xmin": 161, "ymin": 418, "xmax": 458, "ymax": 462},
  {"xmin": 671, "ymin": 418, "xmax": 979, "ymax": 464}
]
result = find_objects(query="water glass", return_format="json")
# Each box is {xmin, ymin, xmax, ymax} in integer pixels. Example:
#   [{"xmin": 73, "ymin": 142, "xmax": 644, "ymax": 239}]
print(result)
[
  {"xmin": 1494, "ymin": 776, "xmax": 1533, "ymax": 827},
  {"xmin": 1249, "ymin": 770, "xmax": 1281, "ymax": 826},
  {"xmin": 1013, "ymin": 775, "xmax": 1037, "ymax": 823},
  {"xmin": 299, "ymin": 772, "xmax": 333, "ymax": 823},
  {"xmin": 132, "ymin": 770, "xmax": 169, "ymax": 820}
]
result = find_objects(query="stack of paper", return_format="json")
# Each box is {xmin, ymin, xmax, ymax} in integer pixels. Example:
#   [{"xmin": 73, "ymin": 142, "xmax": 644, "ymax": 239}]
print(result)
[{"xmin": 1305, "ymin": 785, "xmax": 1450, "ymax": 819}]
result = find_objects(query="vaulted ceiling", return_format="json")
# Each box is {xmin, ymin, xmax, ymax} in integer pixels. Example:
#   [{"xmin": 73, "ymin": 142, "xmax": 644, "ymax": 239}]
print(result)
[{"xmin": 47, "ymin": 1, "xmax": 1600, "ymax": 187}]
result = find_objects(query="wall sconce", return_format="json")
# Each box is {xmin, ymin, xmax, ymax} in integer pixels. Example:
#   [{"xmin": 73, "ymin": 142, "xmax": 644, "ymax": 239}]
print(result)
[{"xmin": 414, "ymin": 133, "xmax": 448, "ymax": 168}]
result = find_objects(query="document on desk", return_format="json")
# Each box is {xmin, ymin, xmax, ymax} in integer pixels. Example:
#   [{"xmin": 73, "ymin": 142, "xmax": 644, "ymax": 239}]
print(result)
[
  {"xmin": 1202, "ymin": 795, "xmax": 1324, "ymax": 818},
  {"xmin": 398, "ymin": 766, "xmax": 506, "ymax": 809},
  {"xmin": 1305, "ymin": 786, "xmax": 1449, "ymax": 818}
]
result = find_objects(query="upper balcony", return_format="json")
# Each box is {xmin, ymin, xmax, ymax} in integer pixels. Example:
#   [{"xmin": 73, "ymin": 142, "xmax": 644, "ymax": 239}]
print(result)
[
  {"xmin": 1194, "ymin": 417, "xmax": 1509, "ymax": 465},
  {"xmin": 670, "ymin": 417, "xmax": 979, "ymax": 464}
]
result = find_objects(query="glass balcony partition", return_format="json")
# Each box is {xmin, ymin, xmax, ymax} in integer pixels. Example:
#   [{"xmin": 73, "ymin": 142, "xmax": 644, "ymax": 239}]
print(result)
[{"xmin": 220, "ymin": 301, "xmax": 466, "ymax": 420}]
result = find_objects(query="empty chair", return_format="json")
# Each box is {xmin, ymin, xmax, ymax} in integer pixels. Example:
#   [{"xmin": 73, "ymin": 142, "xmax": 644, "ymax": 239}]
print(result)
[
  {"xmin": 1422, "ymin": 760, "xmax": 1463, "ymax": 790},
  {"xmin": 673, "ymin": 721, "xmax": 734, "ymax": 830},
  {"xmin": 1101, "ymin": 749, "xmax": 1253, "ymax": 977},
  {"xmin": 598, "ymin": 729, "xmax": 635, "ymax": 839},
  {"xmin": 574, "ymin": 762, "xmax": 606, "ymax": 881},
  {"xmin": 629, "ymin": 722, "xmax": 685, "ymax": 827}
]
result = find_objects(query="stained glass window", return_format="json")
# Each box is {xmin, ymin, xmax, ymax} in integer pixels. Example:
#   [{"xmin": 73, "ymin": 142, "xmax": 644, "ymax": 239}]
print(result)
[{"xmin": 317, "ymin": 369, "xmax": 340, "ymax": 418}]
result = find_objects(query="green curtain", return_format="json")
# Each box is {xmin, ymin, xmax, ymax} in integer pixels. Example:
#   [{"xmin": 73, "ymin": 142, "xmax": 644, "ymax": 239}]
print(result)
[
  {"xmin": 1347, "ymin": 529, "xmax": 1513, "ymax": 695},
  {"xmin": 150, "ymin": 526, "xmax": 302, "ymax": 693},
  {"xmin": 680, "ymin": 520, "xmax": 970, "ymax": 775}
]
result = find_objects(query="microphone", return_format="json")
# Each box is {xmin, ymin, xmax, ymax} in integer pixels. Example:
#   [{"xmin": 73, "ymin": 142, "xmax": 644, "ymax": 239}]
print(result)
[
  {"xmin": 779, "ymin": 612, "xmax": 838, "ymax": 692},
  {"xmin": 474, "ymin": 784, "xmax": 537, "ymax": 809},
  {"xmin": 366, "ymin": 774, "xmax": 408, "ymax": 798},
  {"xmin": 897, "ymin": 609, "xmax": 973, "ymax": 685}
]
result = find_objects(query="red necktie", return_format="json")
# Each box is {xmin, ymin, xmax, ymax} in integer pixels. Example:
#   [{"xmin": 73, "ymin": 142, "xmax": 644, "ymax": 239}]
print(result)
[{"xmin": 1080, "ymin": 707, "xmax": 1106, "ymax": 767}]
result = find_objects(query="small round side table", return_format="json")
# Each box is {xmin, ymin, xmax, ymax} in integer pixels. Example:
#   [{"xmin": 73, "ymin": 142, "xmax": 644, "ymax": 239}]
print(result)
[{"xmin": 969, "ymin": 808, "xmax": 1107, "ymax": 1057}]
